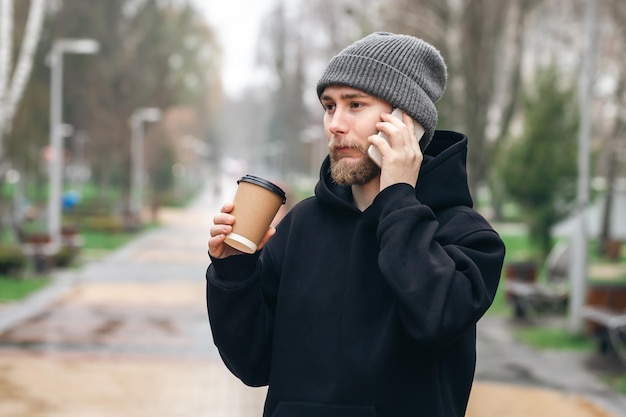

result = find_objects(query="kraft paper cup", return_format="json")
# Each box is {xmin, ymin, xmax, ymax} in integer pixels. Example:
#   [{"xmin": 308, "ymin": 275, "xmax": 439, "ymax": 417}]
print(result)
[{"xmin": 224, "ymin": 175, "xmax": 287, "ymax": 254}]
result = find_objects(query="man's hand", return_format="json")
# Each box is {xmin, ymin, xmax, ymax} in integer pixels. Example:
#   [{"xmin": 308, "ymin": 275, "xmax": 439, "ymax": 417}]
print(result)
[
  {"xmin": 369, "ymin": 111, "xmax": 423, "ymax": 191},
  {"xmin": 208, "ymin": 202, "xmax": 276, "ymax": 258}
]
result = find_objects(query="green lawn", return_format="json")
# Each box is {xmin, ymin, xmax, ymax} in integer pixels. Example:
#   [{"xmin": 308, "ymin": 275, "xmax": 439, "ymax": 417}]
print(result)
[
  {"xmin": 0, "ymin": 226, "xmax": 153, "ymax": 303},
  {"xmin": 512, "ymin": 325, "xmax": 595, "ymax": 350},
  {"xmin": 0, "ymin": 275, "xmax": 50, "ymax": 303},
  {"xmin": 81, "ymin": 230, "xmax": 138, "ymax": 251}
]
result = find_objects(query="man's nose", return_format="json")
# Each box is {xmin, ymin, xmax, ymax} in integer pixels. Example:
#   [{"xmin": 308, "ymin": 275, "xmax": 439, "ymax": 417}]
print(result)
[{"xmin": 328, "ymin": 109, "xmax": 348, "ymax": 135}]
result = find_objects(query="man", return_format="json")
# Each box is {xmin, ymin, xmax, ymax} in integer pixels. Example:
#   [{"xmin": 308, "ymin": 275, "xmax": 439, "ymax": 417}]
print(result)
[{"xmin": 207, "ymin": 32, "xmax": 505, "ymax": 417}]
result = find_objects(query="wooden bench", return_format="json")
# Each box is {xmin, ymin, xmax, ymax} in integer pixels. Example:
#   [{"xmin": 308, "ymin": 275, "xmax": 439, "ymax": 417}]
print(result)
[
  {"xmin": 504, "ymin": 242, "xmax": 570, "ymax": 320},
  {"xmin": 19, "ymin": 228, "xmax": 83, "ymax": 272},
  {"xmin": 583, "ymin": 283, "xmax": 626, "ymax": 364}
]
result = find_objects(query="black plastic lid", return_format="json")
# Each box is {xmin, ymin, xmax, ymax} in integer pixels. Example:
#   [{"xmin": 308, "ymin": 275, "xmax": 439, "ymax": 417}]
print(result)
[{"xmin": 237, "ymin": 174, "xmax": 287, "ymax": 204}]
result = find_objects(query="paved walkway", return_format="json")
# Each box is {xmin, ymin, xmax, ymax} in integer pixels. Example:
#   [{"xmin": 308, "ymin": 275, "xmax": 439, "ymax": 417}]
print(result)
[
  {"xmin": 1, "ymin": 177, "xmax": 626, "ymax": 417},
  {"xmin": 472, "ymin": 315, "xmax": 626, "ymax": 417}
]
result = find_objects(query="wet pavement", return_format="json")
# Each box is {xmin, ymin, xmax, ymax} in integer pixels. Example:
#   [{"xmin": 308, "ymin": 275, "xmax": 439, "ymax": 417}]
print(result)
[
  {"xmin": 1, "ymin": 176, "xmax": 626, "ymax": 416},
  {"xmin": 472, "ymin": 315, "xmax": 626, "ymax": 416}
]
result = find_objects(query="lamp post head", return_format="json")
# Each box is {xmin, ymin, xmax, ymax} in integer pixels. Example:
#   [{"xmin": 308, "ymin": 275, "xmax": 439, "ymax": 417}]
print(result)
[
  {"xmin": 141, "ymin": 108, "xmax": 162, "ymax": 122},
  {"xmin": 130, "ymin": 107, "xmax": 162, "ymax": 126},
  {"xmin": 54, "ymin": 38, "xmax": 100, "ymax": 55}
]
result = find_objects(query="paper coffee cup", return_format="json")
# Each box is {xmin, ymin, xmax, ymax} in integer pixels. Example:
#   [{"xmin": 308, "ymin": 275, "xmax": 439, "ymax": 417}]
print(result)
[{"xmin": 224, "ymin": 175, "xmax": 287, "ymax": 254}]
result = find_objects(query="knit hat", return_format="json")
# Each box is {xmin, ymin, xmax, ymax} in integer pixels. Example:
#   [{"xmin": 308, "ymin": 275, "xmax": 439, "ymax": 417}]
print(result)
[{"xmin": 316, "ymin": 32, "xmax": 447, "ymax": 149}]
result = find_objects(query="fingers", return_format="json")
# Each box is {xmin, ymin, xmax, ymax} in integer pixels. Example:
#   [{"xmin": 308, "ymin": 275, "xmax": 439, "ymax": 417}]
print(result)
[
  {"xmin": 402, "ymin": 112, "xmax": 424, "ymax": 147},
  {"xmin": 372, "ymin": 112, "xmax": 420, "ymax": 158},
  {"xmin": 375, "ymin": 111, "xmax": 424, "ymax": 190},
  {"xmin": 208, "ymin": 202, "xmax": 235, "ymax": 258},
  {"xmin": 376, "ymin": 112, "xmax": 414, "ymax": 147},
  {"xmin": 377, "ymin": 112, "xmax": 402, "ymax": 142},
  {"xmin": 213, "ymin": 202, "xmax": 234, "ymax": 226},
  {"xmin": 209, "ymin": 222, "xmax": 232, "ymax": 239},
  {"xmin": 208, "ymin": 233, "xmax": 227, "ymax": 258},
  {"xmin": 221, "ymin": 202, "xmax": 234, "ymax": 214},
  {"xmin": 211, "ymin": 207, "xmax": 235, "ymax": 236},
  {"xmin": 208, "ymin": 202, "xmax": 277, "ymax": 258}
]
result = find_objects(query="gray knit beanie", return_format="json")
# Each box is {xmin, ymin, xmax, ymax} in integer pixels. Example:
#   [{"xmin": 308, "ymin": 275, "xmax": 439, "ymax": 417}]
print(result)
[{"xmin": 316, "ymin": 32, "xmax": 447, "ymax": 150}]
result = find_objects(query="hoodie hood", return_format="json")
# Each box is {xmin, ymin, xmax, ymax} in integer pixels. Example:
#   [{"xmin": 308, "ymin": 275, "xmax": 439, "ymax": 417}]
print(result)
[{"xmin": 315, "ymin": 130, "xmax": 473, "ymax": 213}]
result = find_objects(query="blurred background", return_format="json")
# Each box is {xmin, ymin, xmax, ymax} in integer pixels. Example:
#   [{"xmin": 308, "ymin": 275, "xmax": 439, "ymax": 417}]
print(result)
[
  {"xmin": 0, "ymin": 0, "xmax": 623, "ymax": 251},
  {"xmin": 1, "ymin": 0, "xmax": 626, "ymax": 415},
  {"xmin": 1, "ymin": 0, "xmax": 625, "ymax": 260}
]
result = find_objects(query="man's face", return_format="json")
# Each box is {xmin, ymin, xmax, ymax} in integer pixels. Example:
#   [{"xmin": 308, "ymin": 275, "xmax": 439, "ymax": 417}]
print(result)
[{"xmin": 320, "ymin": 86, "xmax": 392, "ymax": 186}]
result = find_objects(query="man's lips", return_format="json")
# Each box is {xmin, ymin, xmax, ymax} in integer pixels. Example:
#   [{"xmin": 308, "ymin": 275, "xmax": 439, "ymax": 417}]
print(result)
[
  {"xmin": 336, "ymin": 146, "xmax": 354, "ymax": 153},
  {"xmin": 331, "ymin": 142, "xmax": 365, "ymax": 153},
  {"xmin": 329, "ymin": 137, "xmax": 367, "ymax": 159},
  {"xmin": 333, "ymin": 147, "xmax": 365, "ymax": 159}
]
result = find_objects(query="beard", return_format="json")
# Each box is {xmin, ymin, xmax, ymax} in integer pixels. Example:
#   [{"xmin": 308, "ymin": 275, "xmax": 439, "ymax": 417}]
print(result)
[{"xmin": 328, "ymin": 141, "xmax": 380, "ymax": 186}]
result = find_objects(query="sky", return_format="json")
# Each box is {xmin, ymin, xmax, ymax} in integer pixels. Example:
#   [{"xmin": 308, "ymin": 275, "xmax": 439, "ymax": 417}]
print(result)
[{"xmin": 191, "ymin": 0, "xmax": 277, "ymax": 97}]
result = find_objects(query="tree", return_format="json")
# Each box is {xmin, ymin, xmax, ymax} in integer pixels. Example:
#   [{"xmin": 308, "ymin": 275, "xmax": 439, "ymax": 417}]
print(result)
[
  {"xmin": 380, "ymin": 0, "xmax": 542, "ymax": 199},
  {"xmin": 256, "ymin": 1, "xmax": 309, "ymax": 178},
  {"xmin": 5, "ymin": 0, "xmax": 221, "ymax": 210},
  {"xmin": 0, "ymin": 0, "xmax": 45, "ymax": 171},
  {"xmin": 499, "ymin": 65, "xmax": 578, "ymax": 261},
  {"xmin": 597, "ymin": 0, "xmax": 626, "ymax": 257},
  {"xmin": 51, "ymin": 0, "xmax": 219, "ymax": 194}
]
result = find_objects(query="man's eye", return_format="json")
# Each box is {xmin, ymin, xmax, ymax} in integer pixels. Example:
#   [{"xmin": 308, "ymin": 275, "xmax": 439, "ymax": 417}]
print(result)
[
  {"xmin": 350, "ymin": 102, "xmax": 363, "ymax": 109},
  {"xmin": 324, "ymin": 103, "xmax": 336, "ymax": 111}
]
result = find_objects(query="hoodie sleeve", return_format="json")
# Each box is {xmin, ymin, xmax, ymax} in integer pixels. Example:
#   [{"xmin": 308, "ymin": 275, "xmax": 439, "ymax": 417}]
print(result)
[
  {"xmin": 369, "ymin": 183, "xmax": 505, "ymax": 349},
  {"xmin": 206, "ymin": 251, "xmax": 277, "ymax": 387}
]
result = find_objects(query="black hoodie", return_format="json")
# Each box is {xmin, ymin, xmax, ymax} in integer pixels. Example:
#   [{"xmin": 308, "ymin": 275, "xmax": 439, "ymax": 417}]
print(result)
[{"xmin": 207, "ymin": 130, "xmax": 506, "ymax": 417}]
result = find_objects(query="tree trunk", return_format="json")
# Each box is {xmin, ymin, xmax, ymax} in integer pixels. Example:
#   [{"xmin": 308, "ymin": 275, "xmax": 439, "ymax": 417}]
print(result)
[
  {"xmin": 0, "ymin": 0, "xmax": 14, "ymax": 150},
  {"xmin": 599, "ymin": 151, "xmax": 616, "ymax": 256},
  {"xmin": 0, "ymin": 0, "xmax": 45, "ymax": 157}
]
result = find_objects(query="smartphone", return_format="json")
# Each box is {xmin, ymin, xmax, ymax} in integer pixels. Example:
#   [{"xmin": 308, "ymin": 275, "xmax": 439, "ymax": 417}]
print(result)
[{"xmin": 367, "ymin": 108, "xmax": 425, "ymax": 167}]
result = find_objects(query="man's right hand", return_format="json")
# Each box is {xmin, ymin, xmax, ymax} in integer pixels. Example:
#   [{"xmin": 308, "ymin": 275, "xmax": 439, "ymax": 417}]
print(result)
[{"xmin": 208, "ymin": 202, "xmax": 276, "ymax": 258}]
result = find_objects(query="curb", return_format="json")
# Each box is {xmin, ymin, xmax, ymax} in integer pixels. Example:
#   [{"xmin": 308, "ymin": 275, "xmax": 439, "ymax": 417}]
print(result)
[
  {"xmin": 0, "ymin": 269, "xmax": 79, "ymax": 334},
  {"xmin": 0, "ymin": 226, "xmax": 164, "ymax": 335}
]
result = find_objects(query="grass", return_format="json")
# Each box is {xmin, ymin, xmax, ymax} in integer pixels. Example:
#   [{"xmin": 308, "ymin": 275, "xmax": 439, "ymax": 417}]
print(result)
[
  {"xmin": 486, "ymin": 231, "xmax": 538, "ymax": 316},
  {"xmin": 0, "ymin": 275, "xmax": 50, "ymax": 303},
  {"xmin": 512, "ymin": 325, "xmax": 595, "ymax": 350},
  {"xmin": 501, "ymin": 233, "xmax": 538, "ymax": 263},
  {"xmin": 81, "ymin": 230, "xmax": 138, "ymax": 251},
  {"xmin": 0, "ymin": 184, "xmax": 198, "ymax": 304},
  {"xmin": 486, "ymin": 283, "xmax": 509, "ymax": 316},
  {"xmin": 604, "ymin": 374, "xmax": 626, "ymax": 395},
  {"xmin": 0, "ymin": 222, "xmax": 160, "ymax": 303}
]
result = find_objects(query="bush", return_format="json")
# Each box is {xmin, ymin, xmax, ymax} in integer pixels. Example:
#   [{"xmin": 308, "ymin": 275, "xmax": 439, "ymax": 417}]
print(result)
[
  {"xmin": 53, "ymin": 245, "xmax": 80, "ymax": 268},
  {"xmin": 78, "ymin": 215, "xmax": 125, "ymax": 233},
  {"xmin": 0, "ymin": 244, "xmax": 27, "ymax": 275}
]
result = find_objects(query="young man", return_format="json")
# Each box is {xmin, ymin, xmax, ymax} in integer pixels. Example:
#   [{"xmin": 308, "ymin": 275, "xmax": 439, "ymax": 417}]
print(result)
[{"xmin": 207, "ymin": 32, "xmax": 505, "ymax": 417}]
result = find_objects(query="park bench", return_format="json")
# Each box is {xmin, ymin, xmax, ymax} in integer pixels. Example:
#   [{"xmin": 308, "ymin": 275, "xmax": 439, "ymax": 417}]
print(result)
[
  {"xmin": 504, "ymin": 241, "xmax": 570, "ymax": 320},
  {"xmin": 17, "ymin": 227, "xmax": 83, "ymax": 272},
  {"xmin": 583, "ymin": 283, "xmax": 626, "ymax": 365}
]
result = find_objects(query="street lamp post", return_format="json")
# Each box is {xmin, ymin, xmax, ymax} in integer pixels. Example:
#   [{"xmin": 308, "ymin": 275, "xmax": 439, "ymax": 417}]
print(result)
[
  {"xmin": 129, "ymin": 107, "xmax": 161, "ymax": 218},
  {"xmin": 47, "ymin": 38, "xmax": 99, "ymax": 249},
  {"xmin": 568, "ymin": 0, "xmax": 597, "ymax": 334}
]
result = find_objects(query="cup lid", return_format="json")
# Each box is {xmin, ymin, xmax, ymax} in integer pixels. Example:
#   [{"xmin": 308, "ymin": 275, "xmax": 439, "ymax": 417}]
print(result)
[{"xmin": 237, "ymin": 174, "xmax": 287, "ymax": 204}]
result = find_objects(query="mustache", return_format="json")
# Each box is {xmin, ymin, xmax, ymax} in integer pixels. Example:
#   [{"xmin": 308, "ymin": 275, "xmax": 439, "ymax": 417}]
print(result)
[{"xmin": 328, "ymin": 137, "xmax": 367, "ymax": 154}]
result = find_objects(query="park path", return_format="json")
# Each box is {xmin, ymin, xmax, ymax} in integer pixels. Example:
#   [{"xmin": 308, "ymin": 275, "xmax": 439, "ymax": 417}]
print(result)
[{"xmin": 0, "ymin": 178, "xmax": 266, "ymax": 417}]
